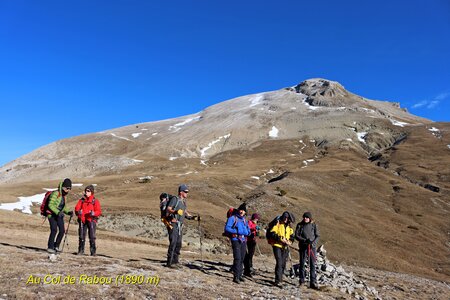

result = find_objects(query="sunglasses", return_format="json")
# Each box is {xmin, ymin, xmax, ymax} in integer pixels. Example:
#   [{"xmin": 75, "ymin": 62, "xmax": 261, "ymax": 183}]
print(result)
[
  {"xmin": 183, "ymin": 190, "xmax": 189, "ymax": 193},
  {"xmin": 85, "ymin": 190, "xmax": 92, "ymax": 193},
  {"xmin": 63, "ymin": 187, "xmax": 71, "ymax": 190}
]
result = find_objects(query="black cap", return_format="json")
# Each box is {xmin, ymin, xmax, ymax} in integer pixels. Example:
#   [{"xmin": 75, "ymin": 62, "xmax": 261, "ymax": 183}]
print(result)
[
  {"xmin": 62, "ymin": 178, "xmax": 72, "ymax": 189},
  {"xmin": 303, "ymin": 212, "xmax": 312, "ymax": 219},
  {"xmin": 282, "ymin": 211, "xmax": 296, "ymax": 224},
  {"xmin": 238, "ymin": 203, "xmax": 247, "ymax": 213},
  {"xmin": 160, "ymin": 193, "xmax": 168, "ymax": 200}
]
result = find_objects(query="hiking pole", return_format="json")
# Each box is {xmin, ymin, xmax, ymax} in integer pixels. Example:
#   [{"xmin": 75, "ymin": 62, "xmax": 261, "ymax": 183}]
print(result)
[
  {"xmin": 197, "ymin": 215, "xmax": 203, "ymax": 269},
  {"xmin": 287, "ymin": 246, "xmax": 296, "ymax": 279},
  {"xmin": 255, "ymin": 243, "xmax": 269, "ymax": 273},
  {"xmin": 61, "ymin": 214, "xmax": 73, "ymax": 253}
]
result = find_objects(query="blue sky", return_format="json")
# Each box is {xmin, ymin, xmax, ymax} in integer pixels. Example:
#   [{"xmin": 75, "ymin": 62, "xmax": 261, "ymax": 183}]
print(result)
[{"xmin": 0, "ymin": 0, "xmax": 449, "ymax": 167}]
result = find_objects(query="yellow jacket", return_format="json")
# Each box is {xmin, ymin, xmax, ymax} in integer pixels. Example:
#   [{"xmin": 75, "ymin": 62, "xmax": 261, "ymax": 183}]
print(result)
[{"xmin": 269, "ymin": 222, "xmax": 294, "ymax": 248}]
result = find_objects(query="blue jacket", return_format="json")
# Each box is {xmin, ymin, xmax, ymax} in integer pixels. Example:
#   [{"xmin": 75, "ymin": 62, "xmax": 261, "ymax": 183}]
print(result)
[{"xmin": 225, "ymin": 215, "xmax": 250, "ymax": 242}]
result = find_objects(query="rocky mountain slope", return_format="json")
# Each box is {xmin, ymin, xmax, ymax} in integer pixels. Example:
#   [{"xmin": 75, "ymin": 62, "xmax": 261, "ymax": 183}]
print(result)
[{"xmin": 0, "ymin": 78, "xmax": 449, "ymax": 298}]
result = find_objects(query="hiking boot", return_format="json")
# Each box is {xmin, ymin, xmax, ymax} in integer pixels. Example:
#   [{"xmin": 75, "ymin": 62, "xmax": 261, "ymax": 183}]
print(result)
[
  {"xmin": 47, "ymin": 248, "xmax": 56, "ymax": 254},
  {"xmin": 298, "ymin": 281, "xmax": 305, "ymax": 287},
  {"xmin": 90, "ymin": 244, "xmax": 96, "ymax": 256},
  {"xmin": 243, "ymin": 272, "xmax": 253, "ymax": 278},
  {"xmin": 239, "ymin": 276, "xmax": 245, "ymax": 282},
  {"xmin": 310, "ymin": 283, "xmax": 319, "ymax": 290},
  {"xmin": 233, "ymin": 276, "xmax": 240, "ymax": 284},
  {"xmin": 273, "ymin": 281, "xmax": 283, "ymax": 289},
  {"xmin": 55, "ymin": 247, "xmax": 61, "ymax": 253}
]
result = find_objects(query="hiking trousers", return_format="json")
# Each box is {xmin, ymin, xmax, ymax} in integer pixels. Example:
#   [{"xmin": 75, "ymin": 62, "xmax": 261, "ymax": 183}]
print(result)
[
  {"xmin": 299, "ymin": 244, "xmax": 317, "ymax": 285},
  {"xmin": 273, "ymin": 246, "xmax": 288, "ymax": 283},
  {"xmin": 78, "ymin": 220, "xmax": 97, "ymax": 252},
  {"xmin": 167, "ymin": 223, "xmax": 182, "ymax": 265},
  {"xmin": 48, "ymin": 214, "xmax": 65, "ymax": 250},
  {"xmin": 244, "ymin": 240, "xmax": 256, "ymax": 275},
  {"xmin": 231, "ymin": 239, "xmax": 246, "ymax": 278}
]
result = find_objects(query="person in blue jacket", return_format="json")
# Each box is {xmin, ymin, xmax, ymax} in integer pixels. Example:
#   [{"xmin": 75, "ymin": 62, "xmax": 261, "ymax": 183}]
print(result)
[{"xmin": 225, "ymin": 203, "xmax": 250, "ymax": 284}]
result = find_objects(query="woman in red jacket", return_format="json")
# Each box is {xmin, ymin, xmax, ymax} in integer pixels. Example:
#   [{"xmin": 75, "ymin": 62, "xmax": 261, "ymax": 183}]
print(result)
[{"xmin": 74, "ymin": 185, "xmax": 102, "ymax": 256}]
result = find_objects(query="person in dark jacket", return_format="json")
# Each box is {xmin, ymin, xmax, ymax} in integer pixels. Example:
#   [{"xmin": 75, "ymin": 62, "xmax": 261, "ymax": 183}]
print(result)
[
  {"xmin": 165, "ymin": 184, "xmax": 200, "ymax": 268},
  {"xmin": 47, "ymin": 178, "xmax": 73, "ymax": 253},
  {"xmin": 225, "ymin": 203, "xmax": 250, "ymax": 284},
  {"xmin": 74, "ymin": 185, "xmax": 102, "ymax": 256},
  {"xmin": 295, "ymin": 211, "xmax": 320, "ymax": 289},
  {"xmin": 243, "ymin": 213, "xmax": 260, "ymax": 277}
]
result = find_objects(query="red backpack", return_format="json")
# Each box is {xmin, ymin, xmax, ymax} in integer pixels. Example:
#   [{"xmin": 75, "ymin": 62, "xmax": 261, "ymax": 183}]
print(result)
[{"xmin": 40, "ymin": 191, "xmax": 53, "ymax": 216}]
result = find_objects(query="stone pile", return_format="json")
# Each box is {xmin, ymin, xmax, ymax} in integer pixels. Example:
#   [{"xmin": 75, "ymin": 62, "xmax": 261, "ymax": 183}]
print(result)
[{"xmin": 296, "ymin": 245, "xmax": 381, "ymax": 300}]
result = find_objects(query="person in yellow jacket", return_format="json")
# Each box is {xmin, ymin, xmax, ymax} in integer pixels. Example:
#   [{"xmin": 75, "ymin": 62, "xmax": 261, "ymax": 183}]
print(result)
[{"xmin": 267, "ymin": 211, "xmax": 295, "ymax": 288}]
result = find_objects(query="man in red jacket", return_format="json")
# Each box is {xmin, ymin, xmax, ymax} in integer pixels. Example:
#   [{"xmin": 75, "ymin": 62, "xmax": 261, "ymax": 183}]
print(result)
[{"xmin": 74, "ymin": 185, "xmax": 102, "ymax": 256}]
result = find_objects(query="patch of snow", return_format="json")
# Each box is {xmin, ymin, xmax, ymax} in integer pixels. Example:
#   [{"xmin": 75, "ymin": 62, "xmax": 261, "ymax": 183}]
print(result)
[
  {"xmin": 249, "ymin": 94, "xmax": 263, "ymax": 107},
  {"xmin": 43, "ymin": 188, "xmax": 57, "ymax": 191},
  {"xmin": 132, "ymin": 132, "xmax": 142, "ymax": 138},
  {"xmin": 346, "ymin": 138, "xmax": 353, "ymax": 142},
  {"xmin": 0, "ymin": 193, "xmax": 46, "ymax": 214},
  {"xmin": 447, "ymin": 145, "xmax": 450, "ymax": 149},
  {"xmin": 357, "ymin": 132, "xmax": 367, "ymax": 143},
  {"xmin": 291, "ymin": 107, "xmax": 297, "ymax": 110},
  {"xmin": 428, "ymin": 127, "xmax": 440, "ymax": 132},
  {"xmin": 268, "ymin": 169, "xmax": 275, "ymax": 174},
  {"xmin": 299, "ymin": 139, "xmax": 307, "ymax": 150},
  {"xmin": 360, "ymin": 108, "xmax": 376, "ymax": 114},
  {"xmin": 152, "ymin": 132, "xmax": 158, "ymax": 136},
  {"xmin": 200, "ymin": 160, "xmax": 207, "ymax": 166},
  {"xmin": 251, "ymin": 176, "xmax": 260, "ymax": 180},
  {"xmin": 200, "ymin": 134, "xmax": 231, "ymax": 158},
  {"xmin": 110, "ymin": 133, "xmax": 131, "ymax": 141},
  {"xmin": 139, "ymin": 176, "xmax": 153, "ymax": 180},
  {"xmin": 72, "ymin": 183, "xmax": 83, "ymax": 187},
  {"xmin": 310, "ymin": 139, "xmax": 316, "ymax": 143},
  {"xmin": 302, "ymin": 98, "xmax": 321, "ymax": 110},
  {"xmin": 169, "ymin": 157, "xmax": 178, "ymax": 161},
  {"xmin": 169, "ymin": 116, "xmax": 201, "ymax": 132},
  {"xmin": 269, "ymin": 126, "xmax": 279, "ymax": 138},
  {"xmin": 132, "ymin": 159, "xmax": 143, "ymax": 163},
  {"xmin": 390, "ymin": 119, "xmax": 409, "ymax": 127}
]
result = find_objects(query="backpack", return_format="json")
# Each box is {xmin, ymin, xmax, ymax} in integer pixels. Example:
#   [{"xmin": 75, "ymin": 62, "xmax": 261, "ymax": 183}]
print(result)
[
  {"xmin": 40, "ymin": 191, "xmax": 53, "ymax": 216},
  {"xmin": 159, "ymin": 193, "xmax": 177, "ymax": 220},
  {"xmin": 266, "ymin": 216, "xmax": 280, "ymax": 241}
]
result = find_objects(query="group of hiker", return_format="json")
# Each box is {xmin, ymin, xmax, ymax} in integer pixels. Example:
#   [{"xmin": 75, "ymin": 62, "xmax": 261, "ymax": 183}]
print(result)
[
  {"xmin": 222, "ymin": 204, "xmax": 320, "ymax": 289},
  {"xmin": 45, "ymin": 179, "xmax": 319, "ymax": 290},
  {"xmin": 160, "ymin": 184, "xmax": 320, "ymax": 289},
  {"xmin": 43, "ymin": 178, "xmax": 101, "ymax": 256}
]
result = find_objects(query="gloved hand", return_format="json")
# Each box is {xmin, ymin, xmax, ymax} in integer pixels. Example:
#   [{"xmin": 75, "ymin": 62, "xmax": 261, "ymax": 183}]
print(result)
[
  {"xmin": 90, "ymin": 210, "xmax": 95, "ymax": 217},
  {"xmin": 68, "ymin": 211, "xmax": 74, "ymax": 216},
  {"xmin": 58, "ymin": 211, "xmax": 65, "ymax": 217},
  {"xmin": 177, "ymin": 209, "xmax": 184, "ymax": 216}
]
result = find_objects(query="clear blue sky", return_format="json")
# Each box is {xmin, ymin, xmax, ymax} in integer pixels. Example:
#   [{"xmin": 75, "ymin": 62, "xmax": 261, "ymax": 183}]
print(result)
[{"xmin": 0, "ymin": 0, "xmax": 449, "ymax": 167}]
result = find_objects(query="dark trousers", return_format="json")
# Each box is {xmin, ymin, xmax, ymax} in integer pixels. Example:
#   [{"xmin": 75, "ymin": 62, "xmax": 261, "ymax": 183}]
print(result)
[
  {"xmin": 244, "ymin": 240, "xmax": 256, "ymax": 275},
  {"xmin": 48, "ymin": 214, "xmax": 65, "ymax": 250},
  {"xmin": 299, "ymin": 244, "xmax": 317, "ymax": 284},
  {"xmin": 231, "ymin": 239, "xmax": 246, "ymax": 278},
  {"xmin": 78, "ymin": 220, "xmax": 97, "ymax": 250},
  {"xmin": 273, "ymin": 246, "xmax": 288, "ymax": 283},
  {"xmin": 167, "ymin": 223, "xmax": 182, "ymax": 265}
]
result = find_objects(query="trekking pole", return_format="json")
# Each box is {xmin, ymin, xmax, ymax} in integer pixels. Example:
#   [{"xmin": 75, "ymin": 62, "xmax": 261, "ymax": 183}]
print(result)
[
  {"xmin": 61, "ymin": 214, "xmax": 73, "ymax": 253},
  {"xmin": 197, "ymin": 215, "xmax": 203, "ymax": 269},
  {"xmin": 255, "ymin": 243, "xmax": 269, "ymax": 273},
  {"xmin": 287, "ymin": 246, "xmax": 296, "ymax": 279}
]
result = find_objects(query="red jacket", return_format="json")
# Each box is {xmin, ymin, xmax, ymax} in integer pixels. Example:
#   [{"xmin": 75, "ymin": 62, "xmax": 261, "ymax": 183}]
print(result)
[
  {"xmin": 247, "ymin": 220, "xmax": 258, "ymax": 242},
  {"xmin": 74, "ymin": 195, "xmax": 102, "ymax": 223}
]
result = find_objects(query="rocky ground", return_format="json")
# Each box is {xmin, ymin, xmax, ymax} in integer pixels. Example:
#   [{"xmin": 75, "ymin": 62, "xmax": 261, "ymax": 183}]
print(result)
[{"xmin": 0, "ymin": 210, "xmax": 449, "ymax": 300}]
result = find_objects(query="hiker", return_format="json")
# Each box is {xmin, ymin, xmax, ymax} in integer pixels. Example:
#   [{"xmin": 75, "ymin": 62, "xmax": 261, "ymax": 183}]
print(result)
[
  {"xmin": 164, "ymin": 184, "xmax": 200, "ymax": 268},
  {"xmin": 47, "ymin": 178, "xmax": 74, "ymax": 253},
  {"xmin": 74, "ymin": 185, "xmax": 102, "ymax": 256},
  {"xmin": 267, "ymin": 211, "xmax": 295, "ymax": 288},
  {"xmin": 295, "ymin": 211, "xmax": 320, "ymax": 289},
  {"xmin": 224, "ymin": 203, "xmax": 250, "ymax": 284},
  {"xmin": 243, "ymin": 213, "xmax": 260, "ymax": 277}
]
